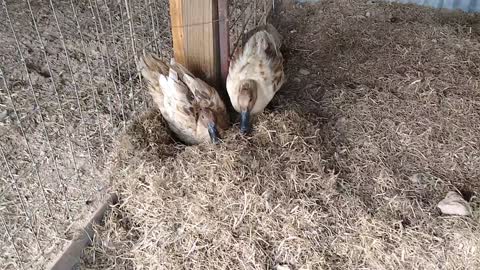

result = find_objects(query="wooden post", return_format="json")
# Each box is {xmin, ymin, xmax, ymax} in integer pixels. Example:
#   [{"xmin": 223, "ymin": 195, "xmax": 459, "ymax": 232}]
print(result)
[{"xmin": 169, "ymin": 0, "xmax": 221, "ymax": 89}]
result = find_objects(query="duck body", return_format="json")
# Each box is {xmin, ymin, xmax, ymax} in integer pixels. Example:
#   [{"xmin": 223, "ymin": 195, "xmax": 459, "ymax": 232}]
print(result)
[
  {"xmin": 227, "ymin": 57, "xmax": 276, "ymax": 115},
  {"xmin": 139, "ymin": 53, "xmax": 229, "ymax": 144},
  {"xmin": 226, "ymin": 23, "xmax": 285, "ymax": 133}
]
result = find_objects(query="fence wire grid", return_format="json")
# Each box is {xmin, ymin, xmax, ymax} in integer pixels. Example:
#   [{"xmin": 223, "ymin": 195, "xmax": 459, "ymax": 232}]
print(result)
[{"xmin": 0, "ymin": 0, "xmax": 273, "ymax": 269}]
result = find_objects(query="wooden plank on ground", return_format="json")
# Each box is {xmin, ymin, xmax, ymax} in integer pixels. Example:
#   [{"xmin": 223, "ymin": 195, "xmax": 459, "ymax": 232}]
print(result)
[{"xmin": 48, "ymin": 193, "xmax": 118, "ymax": 270}]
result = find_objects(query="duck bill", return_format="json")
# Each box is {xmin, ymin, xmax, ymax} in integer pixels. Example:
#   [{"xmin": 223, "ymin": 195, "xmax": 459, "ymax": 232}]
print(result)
[
  {"xmin": 207, "ymin": 122, "xmax": 220, "ymax": 144},
  {"xmin": 240, "ymin": 110, "xmax": 250, "ymax": 135}
]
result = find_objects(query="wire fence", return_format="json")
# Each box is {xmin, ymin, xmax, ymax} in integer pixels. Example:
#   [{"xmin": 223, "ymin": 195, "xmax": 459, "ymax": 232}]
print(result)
[
  {"xmin": 0, "ymin": 0, "xmax": 273, "ymax": 269},
  {"xmin": 229, "ymin": 0, "xmax": 274, "ymax": 56}
]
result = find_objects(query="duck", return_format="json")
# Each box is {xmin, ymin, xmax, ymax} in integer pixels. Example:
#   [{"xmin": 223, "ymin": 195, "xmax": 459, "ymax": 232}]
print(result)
[
  {"xmin": 226, "ymin": 23, "xmax": 285, "ymax": 134},
  {"xmin": 138, "ymin": 53, "xmax": 229, "ymax": 145}
]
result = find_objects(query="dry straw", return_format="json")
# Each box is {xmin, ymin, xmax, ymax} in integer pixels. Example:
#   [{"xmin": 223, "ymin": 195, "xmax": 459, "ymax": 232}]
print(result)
[{"xmin": 82, "ymin": 0, "xmax": 480, "ymax": 269}]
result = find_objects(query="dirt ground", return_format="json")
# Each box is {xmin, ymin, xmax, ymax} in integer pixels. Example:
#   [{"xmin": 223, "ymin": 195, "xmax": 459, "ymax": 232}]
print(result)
[
  {"xmin": 0, "ymin": 0, "xmax": 170, "ymax": 269},
  {"xmin": 79, "ymin": 0, "xmax": 480, "ymax": 270}
]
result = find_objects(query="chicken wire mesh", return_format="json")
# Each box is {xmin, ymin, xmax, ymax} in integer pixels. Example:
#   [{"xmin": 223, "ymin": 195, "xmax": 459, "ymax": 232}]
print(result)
[
  {"xmin": 0, "ymin": 0, "xmax": 273, "ymax": 269},
  {"xmin": 229, "ymin": 0, "xmax": 274, "ymax": 56}
]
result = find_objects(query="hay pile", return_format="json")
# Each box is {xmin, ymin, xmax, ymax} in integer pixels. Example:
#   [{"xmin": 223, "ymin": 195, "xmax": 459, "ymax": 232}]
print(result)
[
  {"xmin": 84, "ymin": 109, "xmax": 350, "ymax": 269},
  {"xmin": 82, "ymin": 110, "xmax": 479, "ymax": 270},
  {"xmin": 82, "ymin": 1, "xmax": 480, "ymax": 269}
]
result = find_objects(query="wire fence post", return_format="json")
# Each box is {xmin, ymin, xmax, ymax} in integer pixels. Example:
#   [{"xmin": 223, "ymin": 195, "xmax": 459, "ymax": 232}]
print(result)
[{"xmin": 218, "ymin": 0, "xmax": 230, "ymax": 88}]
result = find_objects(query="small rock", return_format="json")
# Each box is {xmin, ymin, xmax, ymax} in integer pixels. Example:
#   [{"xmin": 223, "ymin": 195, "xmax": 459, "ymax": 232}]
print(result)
[
  {"xmin": 390, "ymin": 16, "xmax": 399, "ymax": 23},
  {"xmin": 295, "ymin": 0, "xmax": 321, "ymax": 3},
  {"xmin": 409, "ymin": 173, "xmax": 442, "ymax": 185},
  {"xmin": 366, "ymin": 11, "xmax": 372, "ymax": 17},
  {"xmin": 437, "ymin": 191, "xmax": 472, "ymax": 216},
  {"xmin": 0, "ymin": 110, "xmax": 8, "ymax": 122},
  {"xmin": 352, "ymin": 15, "xmax": 367, "ymax": 20},
  {"xmin": 409, "ymin": 173, "xmax": 424, "ymax": 184},
  {"xmin": 298, "ymin": 68, "xmax": 310, "ymax": 76},
  {"xmin": 275, "ymin": 265, "xmax": 291, "ymax": 270}
]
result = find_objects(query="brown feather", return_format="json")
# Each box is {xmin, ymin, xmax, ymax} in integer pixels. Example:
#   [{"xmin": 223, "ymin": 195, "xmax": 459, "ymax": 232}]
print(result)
[
  {"xmin": 264, "ymin": 41, "xmax": 278, "ymax": 60},
  {"xmin": 139, "ymin": 53, "xmax": 169, "ymax": 83},
  {"xmin": 141, "ymin": 52, "xmax": 229, "ymax": 144}
]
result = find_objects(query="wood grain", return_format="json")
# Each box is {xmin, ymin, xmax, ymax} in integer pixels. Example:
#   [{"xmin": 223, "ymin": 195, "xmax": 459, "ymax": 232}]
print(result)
[
  {"xmin": 169, "ymin": 0, "xmax": 186, "ymax": 65},
  {"xmin": 169, "ymin": 0, "xmax": 221, "ymax": 90}
]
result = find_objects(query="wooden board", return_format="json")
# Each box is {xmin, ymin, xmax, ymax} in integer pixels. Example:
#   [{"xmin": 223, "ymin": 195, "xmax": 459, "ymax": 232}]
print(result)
[
  {"xmin": 169, "ymin": 0, "xmax": 221, "ymax": 89},
  {"xmin": 48, "ymin": 194, "xmax": 118, "ymax": 270}
]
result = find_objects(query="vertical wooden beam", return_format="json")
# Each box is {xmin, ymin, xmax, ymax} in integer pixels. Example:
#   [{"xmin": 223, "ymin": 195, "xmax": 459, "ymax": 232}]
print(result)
[
  {"xmin": 169, "ymin": 0, "xmax": 221, "ymax": 89},
  {"xmin": 169, "ymin": 0, "xmax": 186, "ymax": 65}
]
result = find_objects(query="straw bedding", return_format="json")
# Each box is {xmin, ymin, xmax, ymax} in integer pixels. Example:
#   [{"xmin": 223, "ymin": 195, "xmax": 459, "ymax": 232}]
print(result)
[{"xmin": 81, "ymin": 0, "xmax": 480, "ymax": 269}]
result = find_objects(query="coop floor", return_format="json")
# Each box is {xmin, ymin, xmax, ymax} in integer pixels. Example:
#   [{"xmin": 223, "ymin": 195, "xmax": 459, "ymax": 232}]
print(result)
[
  {"xmin": 0, "ymin": 0, "xmax": 171, "ymax": 269},
  {"xmin": 81, "ymin": 1, "xmax": 480, "ymax": 269}
]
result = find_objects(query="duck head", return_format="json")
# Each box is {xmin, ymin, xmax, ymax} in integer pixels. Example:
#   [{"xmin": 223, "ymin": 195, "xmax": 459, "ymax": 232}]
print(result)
[
  {"xmin": 237, "ymin": 80, "xmax": 257, "ymax": 134},
  {"xmin": 199, "ymin": 108, "xmax": 220, "ymax": 144}
]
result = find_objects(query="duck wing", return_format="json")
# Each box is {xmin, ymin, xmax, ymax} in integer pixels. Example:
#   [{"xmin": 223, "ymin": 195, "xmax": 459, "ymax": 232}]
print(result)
[
  {"xmin": 230, "ymin": 23, "xmax": 283, "ymax": 76},
  {"xmin": 227, "ymin": 23, "xmax": 285, "ymax": 108},
  {"xmin": 177, "ymin": 66, "xmax": 229, "ymax": 130},
  {"xmin": 241, "ymin": 23, "xmax": 282, "ymax": 51},
  {"xmin": 159, "ymin": 65, "xmax": 198, "ymax": 134},
  {"xmin": 169, "ymin": 59, "xmax": 226, "ymax": 120},
  {"xmin": 252, "ymin": 24, "xmax": 283, "ymax": 81},
  {"xmin": 140, "ymin": 55, "xmax": 228, "ymax": 143},
  {"xmin": 138, "ymin": 53, "xmax": 169, "ymax": 113}
]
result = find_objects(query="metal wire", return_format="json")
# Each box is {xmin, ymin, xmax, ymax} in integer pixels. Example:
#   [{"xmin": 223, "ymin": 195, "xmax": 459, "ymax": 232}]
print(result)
[
  {"xmin": 0, "ymin": 0, "xmax": 273, "ymax": 268},
  {"xmin": 69, "ymin": 0, "xmax": 107, "ymax": 161},
  {"xmin": 125, "ymin": 0, "xmax": 147, "ymax": 112},
  {"xmin": 229, "ymin": 0, "xmax": 274, "ymax": 56},
  {"xmin": 1, "ymin": 215, "xmax": 25, "ymax": 270},
  {"xmin": 147, "ymin": 0, "xmax": 159, "ymax": 52},
  {"xmin": 0, "ymin": 144, "xmax": 42, "ymax": 252},
  {"xmin": 48, "ymin": 0, "xmax": 94, "ymax": 163},
  {"xmin": 2, "ymin": 0, "xmax": 59, "ymax": 234},
  {"xmin": 119, "ymin": 0, "xmax": 136, "ymax": 119},
  {"xmin": 87, "ymin": 0, "xmax": 115, "ymax": 128},
  {"xmin": 96, "ymin": 0, "xmax": 127, "ymax": 127},
  {"xmin": 24, "ymin": 0, "xmax": 74, "ymax": 218}
]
